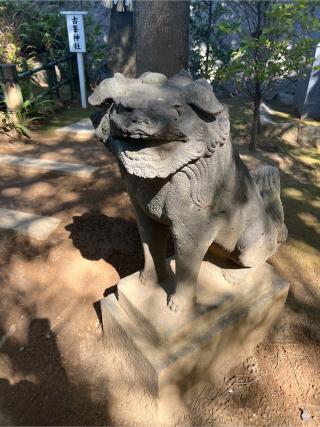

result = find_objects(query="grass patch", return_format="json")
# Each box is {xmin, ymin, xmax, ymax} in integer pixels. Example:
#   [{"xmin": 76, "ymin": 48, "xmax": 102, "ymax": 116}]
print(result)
[{"xmin": 38, "ymin": 102, "xmax": 95, "ymax": 136}]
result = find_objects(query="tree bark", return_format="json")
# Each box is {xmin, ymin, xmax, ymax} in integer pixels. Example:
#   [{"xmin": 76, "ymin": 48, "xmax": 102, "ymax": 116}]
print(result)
[
  {"xmin": 134, "ymin": 0, "xmax": 190, "ymax": 77},
  {"xmin": 204, "ymin": 0, "xmax": 213, "ymax": 79},
  {"xmin": 106, "ymin": 7, "xmax": 135, "ymax": 77},
  {"xmin": 250, "ymin": 98, "xmax": 261, "ymax": 151}
]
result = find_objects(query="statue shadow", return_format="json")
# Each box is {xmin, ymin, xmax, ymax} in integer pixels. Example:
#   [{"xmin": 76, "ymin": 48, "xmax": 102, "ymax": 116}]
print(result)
[
  {"xmin": 66, "ymin": 212, "xmax": 174, "ymax": 279},
  {"xmin": 65, "ymin": 212, "xmax": 144, "ymax": 278}
]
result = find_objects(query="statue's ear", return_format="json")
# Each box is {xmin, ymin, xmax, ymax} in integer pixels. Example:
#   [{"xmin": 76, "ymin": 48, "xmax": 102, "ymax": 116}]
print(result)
[
  {"xmin": 88, "ymin": 73, "xmax": 126, "ymax": 107},
  {"xmin": 182, "ymin": 79, "xmax": 224, "ymax": 119},
  {"xmin": 88, "ymin": 74, "xmax": 127, "ymax": 140},
  {"xmin": 168, "ymin": 69, "xmax": 193, "ymax": 87},
  {"xmin": 138, "ymin": 72, "xmax": 168, "ymax": 85}
]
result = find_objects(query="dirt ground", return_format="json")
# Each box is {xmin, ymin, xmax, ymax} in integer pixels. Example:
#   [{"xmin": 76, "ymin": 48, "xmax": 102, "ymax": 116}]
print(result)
[{"xmin": 0, "ymin": 118, "xmax": 319, "ymax": 426}]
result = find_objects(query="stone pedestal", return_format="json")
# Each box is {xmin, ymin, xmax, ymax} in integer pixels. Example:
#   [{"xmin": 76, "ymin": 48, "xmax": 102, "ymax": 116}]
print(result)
[{"xmin": 101, "ymin": 259, "xmax": 289, "ymax": 420}]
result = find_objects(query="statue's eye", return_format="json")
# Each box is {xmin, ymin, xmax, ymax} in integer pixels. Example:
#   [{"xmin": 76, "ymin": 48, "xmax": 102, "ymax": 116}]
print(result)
[
  {"xmin": 115, "ymin": 104, "xmax": 134, "ymax": 114},
  {"xmin": 173, "ymin": 105, "xmax": 181, "ymax": 116},
  {"xmin": 115, "ymin": 104, "xmax": 125, "ymax": 114},
  {"xmin": 101, "ymin": 98, "xmax": 113, "ymax": 111},
  {"xmin": 189, "ymin": 103, "xmax": 216, "ymax": 123}
]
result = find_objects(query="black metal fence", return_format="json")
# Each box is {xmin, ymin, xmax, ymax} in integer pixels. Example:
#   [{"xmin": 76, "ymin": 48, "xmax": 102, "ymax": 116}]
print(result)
[{"xmin": 0, "ymin": 54, "xmax": 79, "ymax": 112}]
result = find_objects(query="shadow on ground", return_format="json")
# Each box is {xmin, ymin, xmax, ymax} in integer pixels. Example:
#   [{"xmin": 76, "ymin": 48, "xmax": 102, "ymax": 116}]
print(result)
[
  {"xmin": 65, "ymin": 212, "xmax": 144, "ymax": 278},
  {"xmin": 0, "ymin": 318, "xmax": 108, "ymax": 426},
  {"xmin": 65, "ymin": 212, "xmax": 175, "ymax": 279},
  {"xmin": 0, "ymin": 99, "xmax": 319, "ymax": 425}
]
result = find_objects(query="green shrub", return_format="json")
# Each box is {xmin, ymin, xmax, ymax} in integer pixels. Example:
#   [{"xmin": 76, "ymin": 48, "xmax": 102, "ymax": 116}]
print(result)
[
  {"xmin": 0, "ymin": 0, "xmax": 106, "ymax": 136},
  {"xmin": 0, "ymin": 97, "xmax": 57, "ymax": 138},
  {"xmin": 0, "ymin": 1, "xmax": 105, "ymax": 81}
]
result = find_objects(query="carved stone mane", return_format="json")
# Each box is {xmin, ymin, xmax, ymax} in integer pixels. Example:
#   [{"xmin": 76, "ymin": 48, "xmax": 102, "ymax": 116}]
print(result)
[{"xmin": 183, "ymin": 155, "xmax": 217, "ymax": 208}]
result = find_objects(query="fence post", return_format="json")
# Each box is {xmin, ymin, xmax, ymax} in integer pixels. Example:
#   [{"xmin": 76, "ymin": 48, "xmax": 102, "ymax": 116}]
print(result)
[
  {"xmin": 44, "ymin": 54, "xmax": 54, "ymax": 100},
  {"xmin": 49, "ymin": 48, "xmax": 60, "ymax": 100},
  {"xmin": 0, "ymin": 63, "xmax": 24, "ymax": 122},
  {"xmin": 53, "ymin": 66, "xmax": 60, "ymax": 100},
  {"xmin": 66, "ymin": 54, "xmax": 74, "ymax": 100},
  {"xmin": 21, "ymin": 58, "xmax": 33, "ymax": 100},
  {"xmin": 71, "ymin": 55, "xmax": 79, "ymax": 92}
]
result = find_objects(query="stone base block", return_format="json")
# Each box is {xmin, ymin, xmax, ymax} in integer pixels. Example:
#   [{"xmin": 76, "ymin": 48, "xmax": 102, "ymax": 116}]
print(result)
[{"xmin": 101, "ymin": 259, "xmax": 289, "ymax": 419}]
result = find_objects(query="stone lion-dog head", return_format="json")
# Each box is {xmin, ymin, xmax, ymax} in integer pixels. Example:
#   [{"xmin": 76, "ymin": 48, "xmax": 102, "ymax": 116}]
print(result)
[{"xmin": 89, "ymin": 70, "xmax": 230, "ymax": 179}]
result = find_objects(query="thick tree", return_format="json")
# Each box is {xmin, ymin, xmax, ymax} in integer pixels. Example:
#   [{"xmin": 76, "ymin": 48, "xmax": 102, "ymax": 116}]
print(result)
[
  {"xmin": 134, "ymin": 0, "xmax": 190, "ymax": 77},
  {"xmin": 105, "ymin": 2, "xmax": 135, "ymax": 77}
]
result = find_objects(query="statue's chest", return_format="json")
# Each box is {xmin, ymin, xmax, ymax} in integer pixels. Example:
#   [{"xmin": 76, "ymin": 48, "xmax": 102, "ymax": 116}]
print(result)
[{"xmin": 123, "ymin": 173, "xmax": 170, "ymax": 221}]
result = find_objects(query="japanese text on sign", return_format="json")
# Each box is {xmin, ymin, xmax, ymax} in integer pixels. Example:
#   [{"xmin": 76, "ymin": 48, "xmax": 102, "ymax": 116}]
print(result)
[{"xmin": 66, "ymin": 14, "xmax": 86, "ymax": 53}]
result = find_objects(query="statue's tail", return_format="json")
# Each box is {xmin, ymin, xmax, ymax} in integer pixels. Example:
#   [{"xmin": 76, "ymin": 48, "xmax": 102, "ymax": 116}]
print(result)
[{"xmin": 251, "ymin": 165, "xmax": 287, "ymax": 243}]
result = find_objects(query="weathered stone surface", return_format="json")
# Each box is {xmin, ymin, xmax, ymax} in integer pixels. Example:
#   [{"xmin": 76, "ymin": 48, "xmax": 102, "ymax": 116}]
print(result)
[
  {"xmin": 0, "ymin": 154, "xmax": 98, "ymax": 177},
  {"xmin": 90, "ymin": 70, "xmax": 288, "ymax": 312},
  {"xmin": 301, "ymin": 43, "xmax": 320, "ymax": 121},
  {"xmin": 298, "ymin": 124, "xmax": 320, "ymax": 149},
  {"xmin": 294, "ymin": 78, "xmax": 308, "ymax": 116},
  {"xmin": 55, "ymin": 118, "xmax": 95, "ymax": 137},
  {"xmin": 0, "ymin": 208, "xmax": 61, "ymax": 240},
  {"xmin": 101, "ymin": 259, "xmax": 289, "ymax": 416},
  {"xmin": 277, "ymin": 92, "xmax": 294, "ymax": 106},
  {"xmin": 294, "ymin": 43, "xmax": 320, "ymax": 121}
]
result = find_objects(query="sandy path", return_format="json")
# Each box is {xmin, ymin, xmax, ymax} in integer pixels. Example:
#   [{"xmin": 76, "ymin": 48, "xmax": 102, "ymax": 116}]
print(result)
[{"xmin": 0, "ymin": 130, "xmax": 319, "ymax": 426}]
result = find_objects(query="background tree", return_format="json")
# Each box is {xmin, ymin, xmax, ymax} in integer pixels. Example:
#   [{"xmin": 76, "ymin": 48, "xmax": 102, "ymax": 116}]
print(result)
[
  {"xmin": 134, "ymin": 0, "xmax": 190, "ymax": 77},
  {"xmin": 190, "ymin": 0, "xmax": 233, "ymax": 82},
  {"xmin": 218, "ymin": 0, "xmax": 320, "ymax": 151}
]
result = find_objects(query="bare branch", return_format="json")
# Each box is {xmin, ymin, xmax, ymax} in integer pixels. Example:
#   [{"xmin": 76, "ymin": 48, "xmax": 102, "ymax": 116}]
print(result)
[{"xmin": 220, "ymin": 85, "xmax": 253, "ymax": 110}]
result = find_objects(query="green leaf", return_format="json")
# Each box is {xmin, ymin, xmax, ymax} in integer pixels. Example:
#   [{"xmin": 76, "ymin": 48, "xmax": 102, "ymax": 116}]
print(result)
[{"xmin": 15, "ymin": 123, "xmax": 30, "ymax": 137}]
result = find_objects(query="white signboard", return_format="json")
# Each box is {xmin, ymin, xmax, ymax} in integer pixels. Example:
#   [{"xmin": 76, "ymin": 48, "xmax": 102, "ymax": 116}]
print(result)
[
  {"xmin": 66, "ymin": 14, "xmax": 86, "ymax": 53},
  {"xmin": 60, "ymin": 11, "xmax": 87, "ymax": 108}
]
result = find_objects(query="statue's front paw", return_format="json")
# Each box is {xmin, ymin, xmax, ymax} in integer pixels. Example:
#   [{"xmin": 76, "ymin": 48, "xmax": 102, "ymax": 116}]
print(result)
[
  {"xmin": 168, "ymin": 291, "xmax": 196, "ymax": 314},
  {"xmin": 168, "ymin": 294, "xmax": 183, "ymax": 313},
  {"xmin": 139, "ymin": 269, "xmax": 159, "ymax": 288},
  {"xmin": 168, "ymin": 293, "xmax": 192, "ymax": 313}
]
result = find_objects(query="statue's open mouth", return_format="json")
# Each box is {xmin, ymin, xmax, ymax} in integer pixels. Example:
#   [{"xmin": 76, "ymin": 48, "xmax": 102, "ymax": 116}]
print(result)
[
  {"xmin": 125, "ymin": 133, "xmax": 147, "ymax": 139},
  {"xmin": 121, "ymin": 136, "xmax": 147, "ymax": 150},
  {"xmin": 112, "ymin": 126, "xmax": 187, "ymax": 147},
  {"xmin": 121, "ymin": 130, "xmax": 150, "ymax": 141},
  {"xmin": 110, "ymin": 130, "xmax": 150, "ymax": 149}
]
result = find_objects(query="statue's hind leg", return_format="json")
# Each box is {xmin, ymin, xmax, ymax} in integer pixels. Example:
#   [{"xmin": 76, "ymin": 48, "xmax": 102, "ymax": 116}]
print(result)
[
  {"xmin": 133, "ymin": 203, "xmax": 170, "ymax": 288},
  {"xmin": 232, "ymin": 166, "xmax": 288, "ymax": 267}
]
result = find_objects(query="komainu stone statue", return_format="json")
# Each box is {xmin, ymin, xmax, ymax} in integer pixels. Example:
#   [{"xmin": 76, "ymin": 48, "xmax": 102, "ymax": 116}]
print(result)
[{"xmin": 89, "ymin": 70, "xmax": 287, "ymax": 313}]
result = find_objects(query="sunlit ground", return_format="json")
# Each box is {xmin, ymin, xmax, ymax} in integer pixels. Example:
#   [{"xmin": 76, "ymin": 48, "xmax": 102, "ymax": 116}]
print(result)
[{"xmin": 0, "ymin": 98, "xmax": 319, "ymax": 425}]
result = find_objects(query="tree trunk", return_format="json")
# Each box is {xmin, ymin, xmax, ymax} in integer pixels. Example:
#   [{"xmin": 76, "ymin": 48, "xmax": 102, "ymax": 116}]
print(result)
[
  {"xmin": 204, "ymin": 0, "xmax": 213, "ymax": 79},
  {"xmin": 250, "ymin": 98, "xmax": 261, "ymax": 151},
  {"xmin": 134, "ymin": 0, "xmax": 190, "ymax": 77},
  {"xmin": 106, "ymin": 7, "xmax": 135, "ymax": 77}
]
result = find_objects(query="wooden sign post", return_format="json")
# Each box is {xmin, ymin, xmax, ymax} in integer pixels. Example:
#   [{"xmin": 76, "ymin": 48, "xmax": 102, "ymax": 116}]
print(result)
[{"xmin": 60, "ymin": 11, "xmax": 88, "ymax": 108}]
